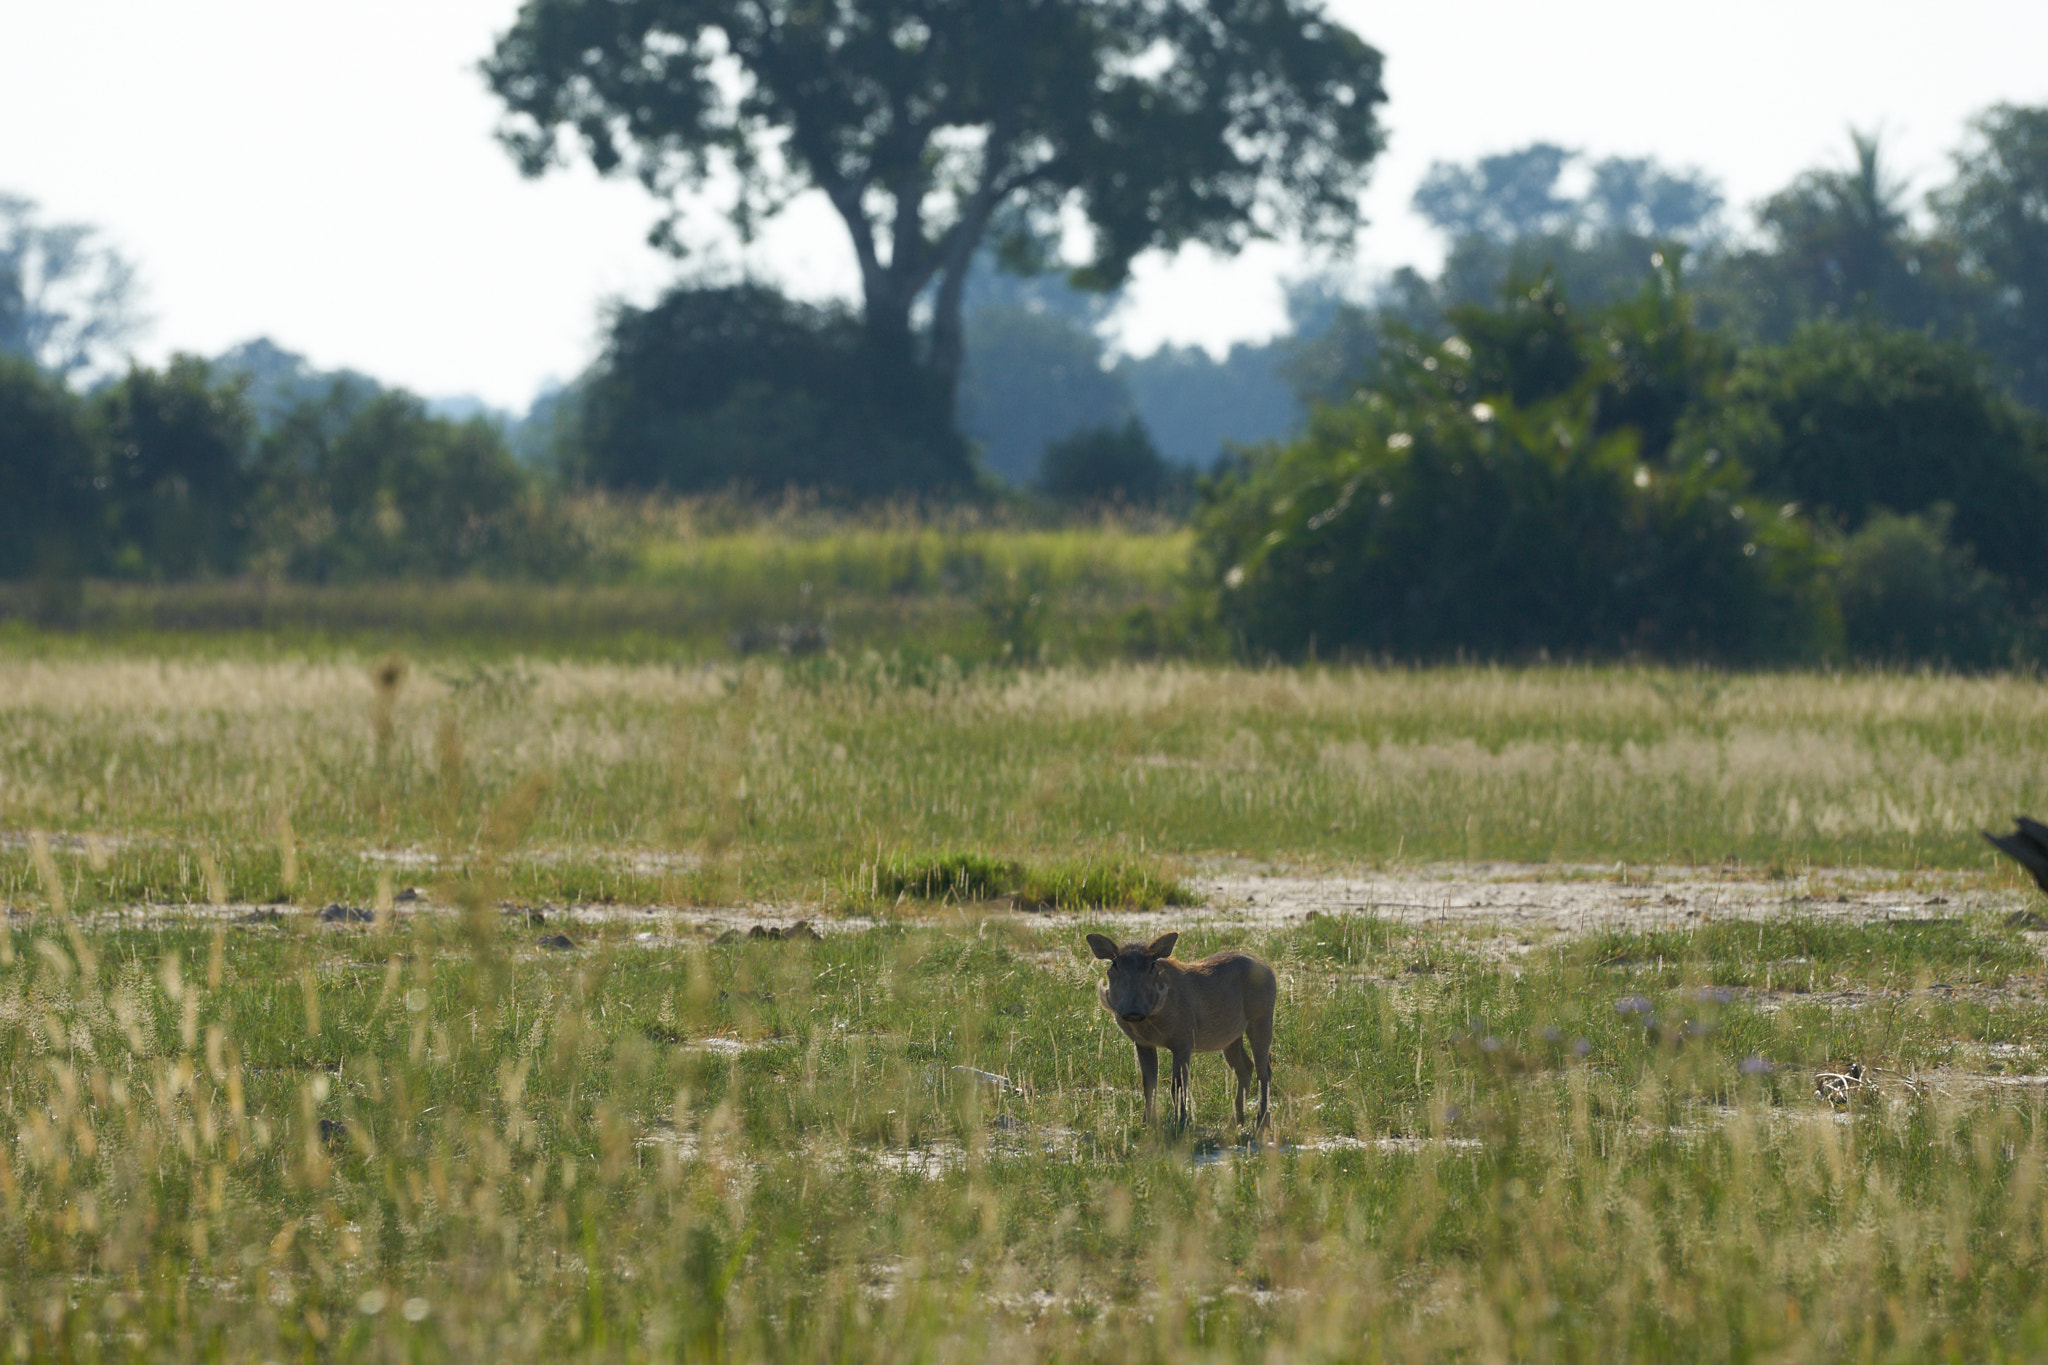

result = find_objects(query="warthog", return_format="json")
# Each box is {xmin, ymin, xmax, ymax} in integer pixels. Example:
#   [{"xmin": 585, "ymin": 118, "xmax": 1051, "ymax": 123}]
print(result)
[{"xmin": 1086, "ymin": 931, "xmax": 1276, "ymax": 1129}]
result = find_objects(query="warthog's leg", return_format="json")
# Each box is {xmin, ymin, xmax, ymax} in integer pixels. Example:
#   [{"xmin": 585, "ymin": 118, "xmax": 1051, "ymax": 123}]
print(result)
[
  {"xmin": 1170, "ymin": 1045, "xmax": 1193, "ymax": 1129},
  {"xmin": 1136, "ymin": 1044, "xmax": 1159, "ymax": 1124},
  {"xmin": 1246, "ymin": 1011, "xmax": 1274, "ymax": 1129},
  {"xmin": 1223, "ymin": 1038, "xmax": 1255, "ymax": 1126}
]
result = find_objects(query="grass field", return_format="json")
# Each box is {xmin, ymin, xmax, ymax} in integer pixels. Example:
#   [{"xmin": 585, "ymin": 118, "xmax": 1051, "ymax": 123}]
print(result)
[
  {"xmin": 0, "ymin": 513, "xmax": 1197, "ymax": 665},
  {"xmin": 8, "ymin": 651, "xmax": 2048, "ymax": 1359},
  {"xmin": 5, "ymin": 658, "xmax": 2048, "ymax": 913}
]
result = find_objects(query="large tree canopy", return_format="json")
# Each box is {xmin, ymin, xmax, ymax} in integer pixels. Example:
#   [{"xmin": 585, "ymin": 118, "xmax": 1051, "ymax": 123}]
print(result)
[{"xmin": 483, "ymin": 0, "xmax": 1386, "ymax": 392}]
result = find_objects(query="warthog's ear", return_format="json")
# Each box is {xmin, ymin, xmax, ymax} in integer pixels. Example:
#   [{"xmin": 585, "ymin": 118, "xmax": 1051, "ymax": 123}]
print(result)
[
  {"xmin": 1086, "ymin": 933, "xmax": 1119, "ymax": 960},
  {"xmin": 1145, "ymin": 932, "xmax": 1179, "ymax": 960}
]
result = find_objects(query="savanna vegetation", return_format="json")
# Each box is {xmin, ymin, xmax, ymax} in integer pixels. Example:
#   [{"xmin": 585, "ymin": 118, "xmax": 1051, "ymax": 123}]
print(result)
[
  {"xmin": 10, "ymin": 109, "xmax": 2048, "ymax": 667},
  {"xmin": 5, "ymin": 655, "xmax": 2048, "ymax": 1359},
  {"xmin": 11, "ymin": 7, "xmax": 2048, "ymax": 1360},
  {"xmin": 13, "ymin": 904, "xmax": 2048, "ymax": 1361}
]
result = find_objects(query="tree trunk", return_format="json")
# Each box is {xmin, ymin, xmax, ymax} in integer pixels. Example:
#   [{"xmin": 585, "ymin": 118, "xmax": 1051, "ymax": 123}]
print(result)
[{"xmin": 859, "ymin": 277, "xmax": 970, "ymax": 489}]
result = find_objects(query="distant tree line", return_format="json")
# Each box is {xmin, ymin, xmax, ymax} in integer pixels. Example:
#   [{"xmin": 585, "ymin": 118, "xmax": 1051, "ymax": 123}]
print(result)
[
  {"xmin": 8, "ymin": 37, "xmax": 2048, "ymax": 667},
  {"xmin": 0, "ymin": 341, "xmax": 580, "ymax": 603}
]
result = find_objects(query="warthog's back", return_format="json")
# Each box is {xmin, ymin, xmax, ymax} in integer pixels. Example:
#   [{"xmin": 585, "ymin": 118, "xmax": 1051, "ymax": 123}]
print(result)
[{"xmin": 1178, "ymin": 950, "xmax": 1278, "ymax": 1051}]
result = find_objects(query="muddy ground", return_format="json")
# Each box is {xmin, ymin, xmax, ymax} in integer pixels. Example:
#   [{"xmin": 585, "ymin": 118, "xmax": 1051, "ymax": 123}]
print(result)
[{"xmin": 48, "ymin": 857, "xmax": 2037, "ymax": 942}]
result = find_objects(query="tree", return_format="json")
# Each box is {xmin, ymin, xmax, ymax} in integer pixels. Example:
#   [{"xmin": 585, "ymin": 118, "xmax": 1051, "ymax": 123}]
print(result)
[
  {"xmin": 94, "ymin": 356, "xmax": 256, "ymax": 579},
  {"xmin": 483, "ymin": 0, "xmax": 1387, "ymax": 416},
  {"xmin": 1711, "ymin": 131, "xmax": 1969, "ymax": 343},
  {"xmin": 571, "ymin": 282, "xmax": 965, "ymax": 496},
  {"xmin": 253, "ymin": 389, "xmax": 567, "ymax": 580},
  {"xmin": 0, "ymin": 354, "xmax": 100, "ymax": 581},
  {"xmin": 1288, "ymin": 146, "xmax": 1724, "ymax": 410},
  {"xmin": 0, "ymin": 192, "xmax": 145, "ymax": 383},
  {"xmin": 1934, "ymin": 104, "xmax": 2048, "ymax": 409},
  {"xmin": 1412, "ymin": 144, "xmax": 1579, "ymax": 243},
  {"xmin": 1681, "ymin": 321, "xmax": 2048, "ymax": 600},
  {"xmin": 210, "ymin": 337, "xmax": 383, "ymax": 433}
]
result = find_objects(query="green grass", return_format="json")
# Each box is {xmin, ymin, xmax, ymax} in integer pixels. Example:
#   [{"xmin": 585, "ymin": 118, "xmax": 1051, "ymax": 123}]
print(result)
[
  {"xmin": 7, "ymin": 657, "xmax": 2048, "ymax": 914},
  {"xmin": 1575, "ymin": 917, "xmax": 2043, "ymax": 989},
  {"xmin": 0, "ymin": 514, "xmax": 1197, "ymax": 664},
  {"xmin": 860, "ymin": 851, "xmax": 1197, "ymax": 910},
  {"xmin": 5, "ymin": 910, "xmax": 2048, "ymax": 1360},
  {"xmin": 11, "ymin": 654, "xmax": 2048, "ymax": 1357}
]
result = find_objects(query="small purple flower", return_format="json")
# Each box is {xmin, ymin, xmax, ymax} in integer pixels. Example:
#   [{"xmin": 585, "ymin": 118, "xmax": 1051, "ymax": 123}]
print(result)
[
  {"xmin": 1739, "ymin": 1055, "xmax": 1774, "ymax": 1076},
  {"xmin": 1693, "ymin": 987, "xmax": 1735, "ymax": 1006},
  {"xmin": 1480, "ymin": 1036, "xmax": 1503, "ymax": 1053},
  {"xmin": 1572, "ymin": 1038, "xmax": 1591, "ymax": 1056},
  {"xmin": 1541, "ymin": 1026, "xmax": 1563, "ymax": 1044},
  {"xmin": 1615, "ymin": 995, "xmax": 1653, "ymax": 1016}
]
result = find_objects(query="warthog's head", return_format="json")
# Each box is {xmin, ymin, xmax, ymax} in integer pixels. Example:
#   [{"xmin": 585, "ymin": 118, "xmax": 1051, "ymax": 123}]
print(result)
[{"xmin": 1087, "ymin": 932, "xmax": 1179, "ymax": 1024}]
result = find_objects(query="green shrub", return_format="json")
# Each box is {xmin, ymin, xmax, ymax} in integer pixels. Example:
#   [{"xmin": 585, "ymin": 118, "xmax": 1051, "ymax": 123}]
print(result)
[
  {"xmin": 1683, "ymin": 321, "xmax": 2048, "ymax": 599},
  {"xmin": 572, "ymin": 284, "xmax": 970, "ymax": 500},
  {"xmin": 1038, "ymin": 418, "xmax": 1169, "ymax": 506},
  {"xmin": 862, "ymin": 852, "xmax": 1194, "ymax": 910},
  {"xmin": 1194, "ymin": 269, "xmax": 1823, "ymax": 662},
  {"xmin": 1198, "ymin": 393, "xmax": 1823, "ymax": 662},
  {"xmin": 1833, "ymin": 506, "xmax": 2020, "ymax": 666}
]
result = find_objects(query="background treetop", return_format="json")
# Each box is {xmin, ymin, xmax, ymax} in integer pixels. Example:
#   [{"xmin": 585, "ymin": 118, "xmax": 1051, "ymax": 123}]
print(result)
[
  {"xmin": 483, "ymin": 0, "xmax": 1387, "ymax": 384},
  {"xmin": 1411, "ymin": 144, "xmax": 1724, "ymax": 247},
  {"xmin": 0, "ymin": 192, "xmax": 144, "ymax": 384}
]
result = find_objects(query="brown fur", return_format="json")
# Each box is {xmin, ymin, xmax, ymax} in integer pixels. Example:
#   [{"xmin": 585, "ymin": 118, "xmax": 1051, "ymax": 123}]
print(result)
[{"xmin": 1086, "ymin": 931, "xmax": 1276, "ymax": 1128}]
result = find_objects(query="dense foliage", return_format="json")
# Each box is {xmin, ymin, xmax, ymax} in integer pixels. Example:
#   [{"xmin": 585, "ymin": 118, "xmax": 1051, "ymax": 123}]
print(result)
[
  {"xmin": 1681, "ymin": 323, "xmax": 2048, "ymax": 598},
  {"xmin": 1037, "ymin": 419, "xmax": 1170, "ymax": 507},
  {"xmin": 573, "ymin": 284, "xmax": 968, "ymax": 498},
  {"xmin": 485, "ymin": 0, "xmax": 1386, "ymax": 418},
  {"xmin": 1198, "ymin": 272, "xmax": 1820, "ymax": 662},
  {"xmin": 0, "ymin": 353, "xmax": 569, "ymax": 591}
]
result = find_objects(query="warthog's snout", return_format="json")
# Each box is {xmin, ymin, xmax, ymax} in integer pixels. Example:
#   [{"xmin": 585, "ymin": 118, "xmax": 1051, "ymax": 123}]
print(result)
[{"xmin": 1120, "ymin": 1011, "xmax": 1150, "ymax": 1024}]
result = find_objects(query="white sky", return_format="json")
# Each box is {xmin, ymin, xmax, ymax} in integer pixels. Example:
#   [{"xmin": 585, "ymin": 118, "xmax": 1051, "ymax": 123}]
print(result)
[{"xmin": 2, "ymin": 1, "xmax": 2044, "ymax": 411}]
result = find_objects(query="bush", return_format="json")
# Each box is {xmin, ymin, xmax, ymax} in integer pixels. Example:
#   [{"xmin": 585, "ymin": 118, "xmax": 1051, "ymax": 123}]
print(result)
[
  {"xmin": 1684, "ymin": 322, "xmax": 2048, "ymax": 599},
  {"xmin": 94, "ymin": 355, "xmax": 255, "ymax": 578},
  {"xmin": 1198, "ymin": 394, "xmax": 1823, "ymax": 662},
  {"xmin": 252, "ymin": 389, "xmax": 580, "ymax": 581},
  {"xmin": 1197, "ymin": 273, "xmax": 1822, "ymax": 662},
  {"xmin": 572, "ymin": 284, "xmax": 971, "ymax": 500},
  {"xmin": 1833, "ymin": 506, "xmax": 2019, "ymax": 667},
  {"xmin": 1038, "ymin": 419, "xmax": 1169, "ymax": 506}
]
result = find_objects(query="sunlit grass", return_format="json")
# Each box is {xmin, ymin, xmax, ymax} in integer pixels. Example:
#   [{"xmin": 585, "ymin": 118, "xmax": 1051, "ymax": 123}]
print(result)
[
  {"xmin": 5, "ymin": 910, "xmax": 2048, "ymax": 1360},
  {"xmin": 0, "ymin": 512, "xmax": 1196, "ymax": 664},
  {"xmin": 9, "ymin": 654, "xmax": 2048, "ymax": 1357}
]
